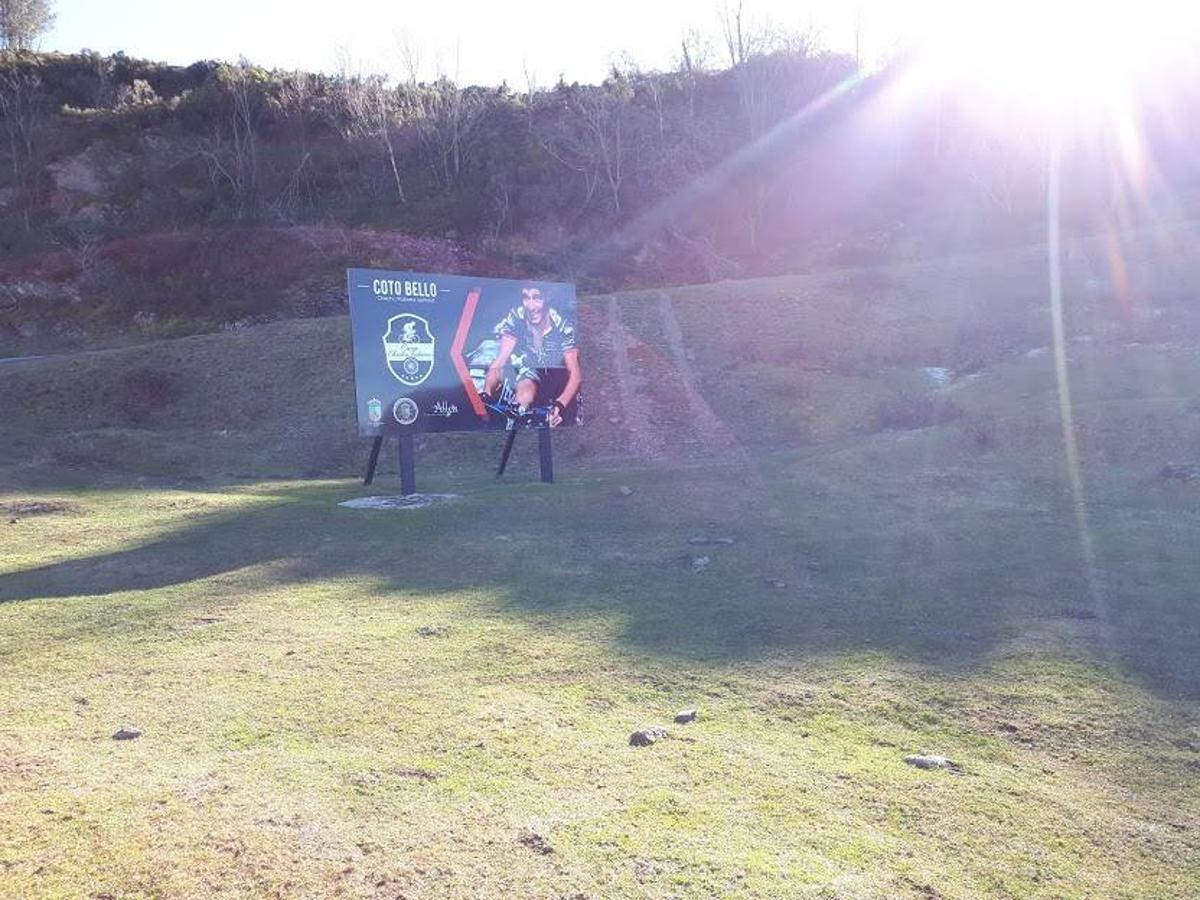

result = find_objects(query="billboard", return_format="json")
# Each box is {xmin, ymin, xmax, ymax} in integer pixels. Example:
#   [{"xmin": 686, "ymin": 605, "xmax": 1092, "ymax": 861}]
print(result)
[{"xmin": 347, "ymin": 269, "xmax": 581, "ymax": 436}]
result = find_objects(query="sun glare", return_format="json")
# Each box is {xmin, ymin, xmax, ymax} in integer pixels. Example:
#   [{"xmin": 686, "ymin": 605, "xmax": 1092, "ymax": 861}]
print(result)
[{"xmin": 914, "ymin": 0, "xmax": 1199, "ymax": 117}]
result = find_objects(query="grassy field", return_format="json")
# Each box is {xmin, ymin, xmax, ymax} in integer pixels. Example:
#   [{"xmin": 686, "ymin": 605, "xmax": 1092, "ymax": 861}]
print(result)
[{"xmin": 2, "ymin": 243, "xmax": 1200, "ymax": 897}]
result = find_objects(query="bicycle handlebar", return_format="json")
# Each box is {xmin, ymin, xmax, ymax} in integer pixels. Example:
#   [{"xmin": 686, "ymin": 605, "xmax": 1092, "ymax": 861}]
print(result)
[{"xmin": 480, "ymin": 395, "xmax": 553, "ymax": 429}]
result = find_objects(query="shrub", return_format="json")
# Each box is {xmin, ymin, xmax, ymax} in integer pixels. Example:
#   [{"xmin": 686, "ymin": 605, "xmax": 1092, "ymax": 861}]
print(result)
[
  {"xmin": 870, "ymin": 392, "xmax": 963, "ymax": 432},
  {"xmin": 958, "ymin": 414, "xmax": 999, "ymax": 454},
  {"xmin": 117, "ymin": 365, "xmax": 180, "ymax": 424}
]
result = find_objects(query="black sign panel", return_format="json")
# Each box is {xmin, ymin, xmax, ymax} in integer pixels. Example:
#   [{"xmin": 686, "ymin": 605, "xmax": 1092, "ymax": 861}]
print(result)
[{"xmin": 347, "ymin": 269, "xmax": 581, "ymax": 436}]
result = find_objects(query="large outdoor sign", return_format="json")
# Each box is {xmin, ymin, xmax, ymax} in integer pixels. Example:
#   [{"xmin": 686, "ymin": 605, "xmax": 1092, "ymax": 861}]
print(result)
[{"xmin": 347, "ymin": 269, "xmax": 581, "ymax": 436}]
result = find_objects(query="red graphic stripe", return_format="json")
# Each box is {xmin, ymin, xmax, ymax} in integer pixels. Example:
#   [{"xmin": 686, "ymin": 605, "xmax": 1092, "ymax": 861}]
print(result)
[{"xmin": 452, "ymin": 288, "xmax": 487, "ymax": 419}]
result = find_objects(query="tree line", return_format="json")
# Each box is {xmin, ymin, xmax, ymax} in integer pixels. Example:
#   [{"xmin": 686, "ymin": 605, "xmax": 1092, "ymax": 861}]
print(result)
[{"xmin": 2, "ymin": 32, "xmax": 1198, "ymax": 287}]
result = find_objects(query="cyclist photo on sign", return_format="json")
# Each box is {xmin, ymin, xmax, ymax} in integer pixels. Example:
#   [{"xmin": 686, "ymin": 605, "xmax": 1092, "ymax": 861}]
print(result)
[{"xmin": 481, "ymin": 285, "xmax": 582, "ymax": 427}]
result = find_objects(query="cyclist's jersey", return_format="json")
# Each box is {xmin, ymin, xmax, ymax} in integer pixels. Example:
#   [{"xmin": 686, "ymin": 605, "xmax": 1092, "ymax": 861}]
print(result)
[{"xmin": 494, "ymin": 306, "xmax": 577, "ymax": 377}]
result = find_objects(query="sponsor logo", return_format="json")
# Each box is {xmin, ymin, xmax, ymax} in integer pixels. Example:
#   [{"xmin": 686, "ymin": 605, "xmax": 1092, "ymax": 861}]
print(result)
[
  {"xmin": 383, "ymin": 314, "xmax": 435, "ymax": 386},
  {"xmin": 366, "ymin": 397, "xmax": 383, "ymax": 424},
  {"xmin": 431, "ymin": 400, "xmax": 459, "ymax": 417},
  {"xmin": 393, "ymin": 397, "xmax": 419, "ymax": 425}
]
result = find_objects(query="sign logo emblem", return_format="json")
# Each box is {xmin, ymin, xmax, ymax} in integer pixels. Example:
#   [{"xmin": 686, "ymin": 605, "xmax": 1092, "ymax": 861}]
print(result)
[
  {"xmin": 383, "ymin": 314, "xmax": 435, "ymax": 386},
  {"xmin": 366, "ymin": 397, "xmax": 383, "ymax": 424},
  {"xmin": 393, "ymin": 397, "xmax": 419, "ymax": 425}
]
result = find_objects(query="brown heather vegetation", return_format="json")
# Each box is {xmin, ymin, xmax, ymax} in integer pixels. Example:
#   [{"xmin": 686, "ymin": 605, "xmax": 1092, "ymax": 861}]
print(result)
[{"xmin": 2, "ymin": 40, "xmax": 1198, "ymax": 349}]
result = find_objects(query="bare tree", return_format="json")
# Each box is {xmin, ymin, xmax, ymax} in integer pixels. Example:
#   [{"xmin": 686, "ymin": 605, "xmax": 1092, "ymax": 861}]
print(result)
[
  {"xmin": 415, "ymin": 78, "xmax": 487, "ymax": 190},
  {"xmin": 852, "ymin": 2, "xmax": 864, "ymax": 70},
  {"xmin": 195, "ymin": 60, "xmax": 264, "ymax": 219},
  {"xmin": 539, "ymin": 78, "xmax": 630, "ymax": 214},
  {"xmin": 230, "ymin": 61, "xmax": 259, "ymax": 209},
  {"xmin": 677, "ymin": 27, "xmax": 713, "ymax": 77},
  {"xmin": 715, "ymin": 4, "xmax": 823, "ymax": 251},
  {"xmin": 275, "ymin": 72, "xmax": 318, "ymax": 218},
  {"xmin": 331, "ymin": 60, "xmax": 408, "ymax": 204},
  {"xmin": 81, "ymin": 48, "xmax": 116, "ymax": 109},
  {"xmin": 484, "ymin": 174, "xmax": 510, "ymax": 241},
  {"xmin": 718, "ymin": 0, "xmax": 771, "ymax": 67},
  {"xmin": 395, "ymin": 29, "xmax": 423, "ymax": 87},
  {"xmin": 964, "ymin": 120, "xmax": 1049, "ymax": 217},
  {"xmin": 673, "ymin": 28, "xmax": 713, "ymax": 151},
  {"xmin": 718, "ymin": 1, "xmax": 745, "ymax": 66},
  {"xmin": 0, "ymin": 0, "xmax": 54, "ymax": 51},
  {"xmin": 0, "ymin": 66, "xmax": 43, "ymax": 230},
  {"xmin": 583, "ymin": 83, "xmax": 627, "ymax": 213},
  {"xmin": 522, "ymin": 59, "xmax": 539, "ymax": 131}
]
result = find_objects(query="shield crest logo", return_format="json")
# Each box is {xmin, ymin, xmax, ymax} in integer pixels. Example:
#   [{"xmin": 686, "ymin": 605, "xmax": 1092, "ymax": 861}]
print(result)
[{"xmin": 383, "ymin": 314, "xmax": 435, "ymax": 386}]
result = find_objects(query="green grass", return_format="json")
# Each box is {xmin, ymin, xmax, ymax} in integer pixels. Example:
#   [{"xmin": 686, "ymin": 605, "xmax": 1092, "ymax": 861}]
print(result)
[
  {"xmin": 2, "ymin": 448, "xmax": 1198, "ymax": 898},
  {"xmin": 2, "ymin": 256, "xmax": 1200, "ymax": 896}
]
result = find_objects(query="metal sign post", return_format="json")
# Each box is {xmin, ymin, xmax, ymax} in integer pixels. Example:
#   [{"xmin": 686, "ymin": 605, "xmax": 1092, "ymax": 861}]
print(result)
[
  {"xmin": 538, "ymin": 429, "xmax": 554, "ymax": 483},
  {"xmin": 496, "ymin": 429, "xmax": 518, "ymax": 478},
  {"xmin": 363, "ymin": 434, "xmax": 417, "ymax": 496},
  {"xmin": 363, "ymin": 435, "xmax": 384, "ymax": 485},
  {"xmin": 398, "ymin": 434, "xmax": 416, "ymax": 495},
  {"xmin": 493, "ymin": 426, "xmax": 554, "ymax": 483}
]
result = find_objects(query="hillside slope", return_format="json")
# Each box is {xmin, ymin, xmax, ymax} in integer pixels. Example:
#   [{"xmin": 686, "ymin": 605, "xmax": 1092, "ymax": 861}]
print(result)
[
  {"xmin": 3, "ymin": 239, "xmax": 1200, "ymax": 898},
  {"xmin": 3, "ymin": 228, "xmax": 1200, "ymax": 484}
]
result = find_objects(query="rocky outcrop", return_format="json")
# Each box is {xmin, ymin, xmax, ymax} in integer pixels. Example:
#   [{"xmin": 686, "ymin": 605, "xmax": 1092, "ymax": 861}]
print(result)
[{"xmin": 46, "ymin": 143, "xmax": 132, "ymax": 218}]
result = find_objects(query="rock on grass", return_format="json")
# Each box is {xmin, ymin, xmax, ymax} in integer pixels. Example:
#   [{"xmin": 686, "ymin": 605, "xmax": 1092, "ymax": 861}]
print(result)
[
  {"xmin": 112, "ymin": 727, "xmax": 142, "ymax": 740},
  {"xmin": 904, "ymin": 754, "xmax": 961, "ymax": 771},
  {"xmin": 630, "ymin": 726, "xmax": 669, "ymax": 746},
  {"xmin": 674, "ymin": 708, "xmax": 698, "ymax": 724},
  {"xmin": 1159, "ymin": 463, "xmax": 1200, "ymax": 481},
  {"xmin": 518, "ymin": 829, "xmax": 554, "ymax": 854}
]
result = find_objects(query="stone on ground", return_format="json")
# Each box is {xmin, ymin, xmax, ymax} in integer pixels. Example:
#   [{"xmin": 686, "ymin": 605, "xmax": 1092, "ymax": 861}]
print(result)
[
  {"xmin": 904, "ymin": 754, "xmax": 961, "ymax": 771},
  {"xmin": 630, "ymin": 726, "xmax": 669, "ymax": 747}
]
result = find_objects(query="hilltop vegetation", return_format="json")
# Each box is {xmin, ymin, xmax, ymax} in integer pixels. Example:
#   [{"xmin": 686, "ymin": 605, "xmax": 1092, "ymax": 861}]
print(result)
[
  {"xmin": 1, "ymin": 46, "xmax": 861, "ymax": 278},
  {"xmin": 3, "ymin": 38, "xmax": 1199, "ymax": 350}
]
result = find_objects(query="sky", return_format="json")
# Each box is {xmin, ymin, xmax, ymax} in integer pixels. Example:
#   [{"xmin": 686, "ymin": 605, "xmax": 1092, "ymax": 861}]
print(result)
[{"xmin": 40, "ymin": 1, "xmax": 920, "ymax": 86}]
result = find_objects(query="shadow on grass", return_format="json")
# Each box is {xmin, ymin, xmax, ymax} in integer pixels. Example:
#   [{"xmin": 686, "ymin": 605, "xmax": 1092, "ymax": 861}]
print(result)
[{"xmin": 2, "ymin": 456, "xmax": 1199, "ymax": 701}]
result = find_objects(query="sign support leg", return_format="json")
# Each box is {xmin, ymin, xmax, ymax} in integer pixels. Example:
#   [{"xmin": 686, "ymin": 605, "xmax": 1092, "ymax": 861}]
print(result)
[
  {"xmin": 496, "ymin": 428, "xmax": 518, "ymax": 478},
  {"xmin": 538, "ymin": 428, "xmax": 554, "ymax": 484},
  {"xmin": 363, "ymin": 436, "xmax": 384, "ymax": 485},
  {"xmin": 398, "ymin": 434, "xmax": 417, "ymax": 496}
]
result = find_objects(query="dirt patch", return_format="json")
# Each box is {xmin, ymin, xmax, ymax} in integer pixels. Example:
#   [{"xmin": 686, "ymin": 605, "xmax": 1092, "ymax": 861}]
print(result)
[
  {"xmin": 898, "ymin": 876, "xmax": 944, "ymax": 898},
  {"xmin": 393, "ymin": 768, "xmax": 440, "ymax": 782},
  {"xmin": 116, "ymin": 366, "xmax": 182, "ymax": 425},
  {"xmin": 3, "ymin": 500, "xmax": 75, "ymax": 516},
  {"xmin": 518, "ymin": 829, "xmax": 554, "ymax": 855},
  {"xmin": 349, "ymin": 768, "xmax": 441, "ymax": 792},
  {"xmin": 0, "ymin": 752, "xmax": 46, "ymax": 781},
  {"xmin": 604, "ymin": 296, "xmax": 663, "ymax": 459},
  {"xmin": 656, "ymin": 292, "xmax": 744, "ymax": 455}
]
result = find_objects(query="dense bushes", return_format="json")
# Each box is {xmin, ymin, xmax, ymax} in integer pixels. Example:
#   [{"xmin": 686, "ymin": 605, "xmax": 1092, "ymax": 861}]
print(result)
[
  {"xmin": 3, "ymin": 44, "xmax": 1200, "ymax": 292},
  {"xmin": 871, "ymin": 392, "xmax": 963, "ymax": 433},
  {"xmin": 0, "ymin": 225, "xmax": 510, "ymax": 340}
]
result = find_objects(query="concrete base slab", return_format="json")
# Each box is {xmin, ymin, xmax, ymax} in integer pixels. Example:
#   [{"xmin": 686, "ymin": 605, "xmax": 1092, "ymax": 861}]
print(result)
[{"xmin": 338, "ymin": 494, "xmax": 460, "ymax": 511}]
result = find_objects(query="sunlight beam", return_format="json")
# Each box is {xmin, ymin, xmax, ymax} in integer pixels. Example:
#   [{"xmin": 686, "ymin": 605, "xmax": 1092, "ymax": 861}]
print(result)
[{"xmin": 1046, "ymin": 134, "xmax": 1106, "ymax": 627}]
